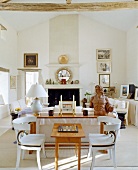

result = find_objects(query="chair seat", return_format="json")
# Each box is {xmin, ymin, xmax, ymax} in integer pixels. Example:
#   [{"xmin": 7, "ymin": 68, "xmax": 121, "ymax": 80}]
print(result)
[
  {"xmin": 13, "ymin": 116, "xmax": 46, "ymax": 170},
  {"xmin": 89, "ymin": 134, "xmax": 114, "ymax": 147},
  {"xmin": 20, "ymin": 134, "xmax": 45, "ymax": 146}
]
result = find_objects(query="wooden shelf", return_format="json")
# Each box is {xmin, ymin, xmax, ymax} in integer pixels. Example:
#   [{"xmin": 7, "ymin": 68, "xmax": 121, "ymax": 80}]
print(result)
[
  {"xmin": 44, "ymin": 84, "xmax": 83, "ymax": 89},
  {"xmin": 17, "ymin": 68, "xmax": 41, "ymax": 71},
  {"xmin": 45, "ymin": 63, "xmax": 80, "ymax": 67}
]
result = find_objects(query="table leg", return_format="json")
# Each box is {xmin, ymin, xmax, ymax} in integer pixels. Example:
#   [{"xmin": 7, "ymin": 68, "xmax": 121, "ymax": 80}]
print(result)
[
  {"xmin": 78, "ymin": 141, "xmax": 81, "ymax": 170},
  {"xmin": 55, "ymin": 141, "xmax": 59, "ymax": 170}
]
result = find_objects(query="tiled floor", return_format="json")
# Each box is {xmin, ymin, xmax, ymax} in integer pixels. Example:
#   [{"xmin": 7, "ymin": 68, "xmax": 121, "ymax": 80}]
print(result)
[{"xmin": 0, "ymin": 116, "xmax": 138, "ymax": 170}]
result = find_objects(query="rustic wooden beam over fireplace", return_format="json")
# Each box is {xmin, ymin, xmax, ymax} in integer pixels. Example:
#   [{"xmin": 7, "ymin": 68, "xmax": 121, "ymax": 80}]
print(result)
[{"xmin": 0, "ymin": 1, "xmax": 138, "ymax": 12}]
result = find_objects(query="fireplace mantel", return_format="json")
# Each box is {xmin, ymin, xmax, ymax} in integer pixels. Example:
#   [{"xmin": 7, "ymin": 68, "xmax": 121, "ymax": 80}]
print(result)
[
  {"xmin": 44, "ymin": 84, "xmax": 83, "ymax": 106},
  {"xmin": 44, "ymin": 84, "xmax": 83, "ymax": 89}
]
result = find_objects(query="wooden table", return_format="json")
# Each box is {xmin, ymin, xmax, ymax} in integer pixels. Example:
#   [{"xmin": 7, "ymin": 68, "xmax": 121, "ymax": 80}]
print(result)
[{"xmin": 51, "ymin": 123, "xmax": 85, "ymax": 170}]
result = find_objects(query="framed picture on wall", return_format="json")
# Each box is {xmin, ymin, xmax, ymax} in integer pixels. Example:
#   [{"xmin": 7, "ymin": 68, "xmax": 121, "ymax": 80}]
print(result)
[
  {"xmin": 109, "ymin": 86, "xmax": 116, "ymax": 93},
  {"xmin": 96, "ymin": 49, "xmax": 111, "ymax": 60},
  {"xmin": 10, "ymin": 76, "xmax": 16, "ymax": 89},
  {"xmin": 120, "ymin": 85, "xmax": 129, "ymax": 98},
  {"xmin": 97, "ymin": 61, "xmax": 111, "ymax": 73},
  {"xmin": 99, "ymin": 74, "xmax": 110, "ymax": 88},
  {"xmin": 134, "ymin": 88, "xmax": 138, "ymax": 100},
  {"xmin": 24, "ymin": 53, "xmax": 38, "ymax": 67}
]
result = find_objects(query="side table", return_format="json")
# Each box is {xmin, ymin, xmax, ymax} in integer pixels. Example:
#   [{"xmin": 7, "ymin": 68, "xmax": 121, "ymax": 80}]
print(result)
[
  {"xmin": 10, "ymin": 112, "xmax": 18, "ymax": 130},
  {"xmin": 117, "ymin": 112, "xmax": 127, "ymax": 129}
]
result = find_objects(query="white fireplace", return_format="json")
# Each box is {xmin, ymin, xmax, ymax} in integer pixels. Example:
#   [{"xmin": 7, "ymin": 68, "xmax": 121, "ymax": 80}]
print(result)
[{"xmin": 44, "ymin": 84, "xmax": 83, "ymax": 106}]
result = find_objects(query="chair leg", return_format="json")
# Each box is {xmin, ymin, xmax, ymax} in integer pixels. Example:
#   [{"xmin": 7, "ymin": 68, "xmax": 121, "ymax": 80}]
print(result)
[
  {"xmin": 16, "ymin": 146, "xmax": 21, "ymax": 170},
  {"xmin": 112, "ymin": 148, "xmax": 117, "ymax": 168},
  {"xmin": 109, "ymin": 149, "xmax": 112, "ymax": 159},
  {"xmin": 87, "ymin": 145, "xmax": 92, "ymax": 158},
  {"xmin": 90, "ymin": 150, "xmax": 96, "ymax": 170},
  {"xmin": 42, "ymin": 143, "xmax": 46, "ymax": 158},
  {"xmin": 37, "ymin": 150, "xmax": 42, "ymax": 170},
  {"xmin": 22, "ymin": 150, "xmax": 25, "ymax": 160}
]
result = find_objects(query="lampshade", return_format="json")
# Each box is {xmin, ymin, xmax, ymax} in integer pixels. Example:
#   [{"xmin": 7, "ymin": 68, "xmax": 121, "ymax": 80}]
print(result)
[
  {"xmin": 26, "ymin": 83, "xmax": 48, "ymax": 98},
  {"xmin": 26, "ymin": 83, "xmax": 48, "ymax": 114}
]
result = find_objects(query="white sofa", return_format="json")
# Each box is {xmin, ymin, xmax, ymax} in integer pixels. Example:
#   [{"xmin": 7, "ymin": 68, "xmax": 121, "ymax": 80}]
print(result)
[
  {"xmin": 108, "ymin": 98, "xmax": 129, "ymax": 125},
  {"xmin": 10, "ymin": 99, "xmax": 27, "ymax": 112},
  {"xmin": 0, "ymin": 104, "xmax": 10, "ymax": 119},
  {"xmin": 0, "ymin": 95, "xmax": 10, "ymax": 120}
]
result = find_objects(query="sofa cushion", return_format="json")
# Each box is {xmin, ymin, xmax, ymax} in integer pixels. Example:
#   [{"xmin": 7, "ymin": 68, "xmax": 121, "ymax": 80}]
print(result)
[
  {"xmin": 108, "ymin": 98, "xmax": 115, "ymax": 105},
  {"xmin": 0, "ymin": 94, "xmax": 5, "ymax": 105},
  {"xmin": 114, "ymin": 100, "xmax": 121, "ymax": 108},
  {"xmin": 0, "ymin": 104, "xmax": 10, "ymax": 119},
  {"xmin": 118, "ymin": 101, "xmax": 126, "ymax": 109},
  {"xmin": 18, "ymin": 99, "xmax": 27, "ymax": 110},
  {"xmin": 10, "ymin": 101, "xmax": 20, "ymax": 112}
]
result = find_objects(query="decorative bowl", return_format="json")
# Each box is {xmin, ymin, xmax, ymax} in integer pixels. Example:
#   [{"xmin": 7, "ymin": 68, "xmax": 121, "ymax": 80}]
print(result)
[{"xmin": 58, "ymin": 55, "xmax": 69, "ymax": 64}]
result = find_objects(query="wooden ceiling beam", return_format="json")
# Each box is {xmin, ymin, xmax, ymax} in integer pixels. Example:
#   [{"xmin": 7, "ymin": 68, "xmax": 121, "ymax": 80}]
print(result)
[
  {"xmin": 0, "ymin": 0, "xmax": 11, "ymax": 3},
  {"xmin": 0, "ymin": 2, "xmax": 138, "ymax": 12}
]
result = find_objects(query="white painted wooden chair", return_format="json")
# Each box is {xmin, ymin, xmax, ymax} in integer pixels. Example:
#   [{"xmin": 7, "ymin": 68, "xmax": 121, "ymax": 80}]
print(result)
[
  {"xmin": 12, "ymin": 116, "xmax": 46, "ymax": 170},
  {"xmin": 88, "ymin": 116, "xmax": 121, "ymax": 170}
]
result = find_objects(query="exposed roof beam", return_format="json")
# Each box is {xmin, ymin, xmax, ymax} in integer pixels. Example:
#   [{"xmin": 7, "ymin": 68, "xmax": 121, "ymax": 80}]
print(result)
[
  {"xmin": 0, "ymin": 2, "xmax": 138, "ymax": 12},
  {"xmin": 0, "ymin": 24, "xmax": 7, "ymax": 30},
  {"xmin": 0, "ymin": 0, "xmax": 11, "ymax": 3}
]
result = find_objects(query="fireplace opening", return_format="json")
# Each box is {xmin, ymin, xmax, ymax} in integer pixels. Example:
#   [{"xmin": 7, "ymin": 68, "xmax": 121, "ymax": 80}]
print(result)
[{"xmin": 48, "ymin": 89, "xmax": 80, "ymax": 106}]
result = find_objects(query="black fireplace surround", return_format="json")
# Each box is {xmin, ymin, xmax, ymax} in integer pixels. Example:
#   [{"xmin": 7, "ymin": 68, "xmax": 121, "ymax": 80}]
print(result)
[{"xmin": 48, "ymin": 89, "xmax": 80, "ymax": 107}]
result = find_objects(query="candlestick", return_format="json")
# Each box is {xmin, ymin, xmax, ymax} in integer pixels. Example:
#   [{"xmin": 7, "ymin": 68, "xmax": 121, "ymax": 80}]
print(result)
[
  {"xmin": 60, "ymin": 95, "xmax": 62, "ymax": 109},
  {"xmin": 59, "ymin": 101, "xmax": 62, "ymax": 116},
  {"xmin": 74, "ymin": 101, "xmax": 76, "ymax": 112},
  {"xmin": 73, "ymin": 95, "xmax": 75, "ymax": 102},
  {"xmin": 60, "ymin": 95, "xmax": 62, "ymax": 102},
  {"xmin": 73, "ymin": 95, "xmax": 75, "ymax": 110}
]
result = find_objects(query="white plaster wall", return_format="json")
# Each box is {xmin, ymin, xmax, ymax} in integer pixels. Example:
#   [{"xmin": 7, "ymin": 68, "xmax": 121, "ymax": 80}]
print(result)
[
  {"xmin": 49, "ymin": 15, "xmax": 79, "ymax": 82},
  {"xmin": 79, "ymin": 15, "xmax": 126, "ymax": 97},
  {"xmin": 49, "ymin": 15, "xmax": 79, "ymax": 64},
  {"xmin": 126, "ymin": 26, "xmax": 138, "ymax": 86},
  {"xmin": 17, "ymin": 14, "xmax": 127, "ymax": 100},
  {"xmin": 0, "ymin": 16, "xmax": 18, "ymax": 103},
  {"xmin": 17, "ymin": 21, "xmax": 49, "ymax": 96}
]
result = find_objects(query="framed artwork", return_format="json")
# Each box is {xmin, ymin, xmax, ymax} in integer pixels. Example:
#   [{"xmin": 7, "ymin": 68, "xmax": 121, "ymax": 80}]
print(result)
[
  {"xmin": 59, "ymin": 101, "xmax": 76, "ymax": 114},
  {"xmin": 99, "ymin": 74, "xmax": 110, "ymax": 88},
  {"xmin": 96, "ymin": 49, "xmax": 111, "ymax": 60},
  {"xmin": 97, "ymin": 61, "xmax": 111, "ymax": 73},
  {"xmin": 10, "ymin": 76, "xmax": 16, "ymax": 89},
  {"xmin": 109, "ymin": 86, "xmax": 116, "ymax": 93},
  {"xmin": 120, "ymin": 85, "xmax": 129, "ymax": 98},
  {"xmin": 134, "ymin": 88, "xmax": 138, "ymax": 100},
  {"xmin": 24, "ymin": 53, "xmax": 38, "ymax": 67}
]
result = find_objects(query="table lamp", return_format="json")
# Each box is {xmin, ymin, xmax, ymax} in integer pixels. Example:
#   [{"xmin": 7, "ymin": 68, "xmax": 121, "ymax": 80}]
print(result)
[{"xmin": 26, "ymin": 83, "xmax": 48, "ymax": 115}]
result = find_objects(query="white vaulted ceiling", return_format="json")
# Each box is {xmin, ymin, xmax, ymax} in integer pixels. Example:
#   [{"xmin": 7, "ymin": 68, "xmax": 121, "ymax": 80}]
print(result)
[{"xmin": 0, "ymin": 0, "xmax": 138, "ymax": 32}]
